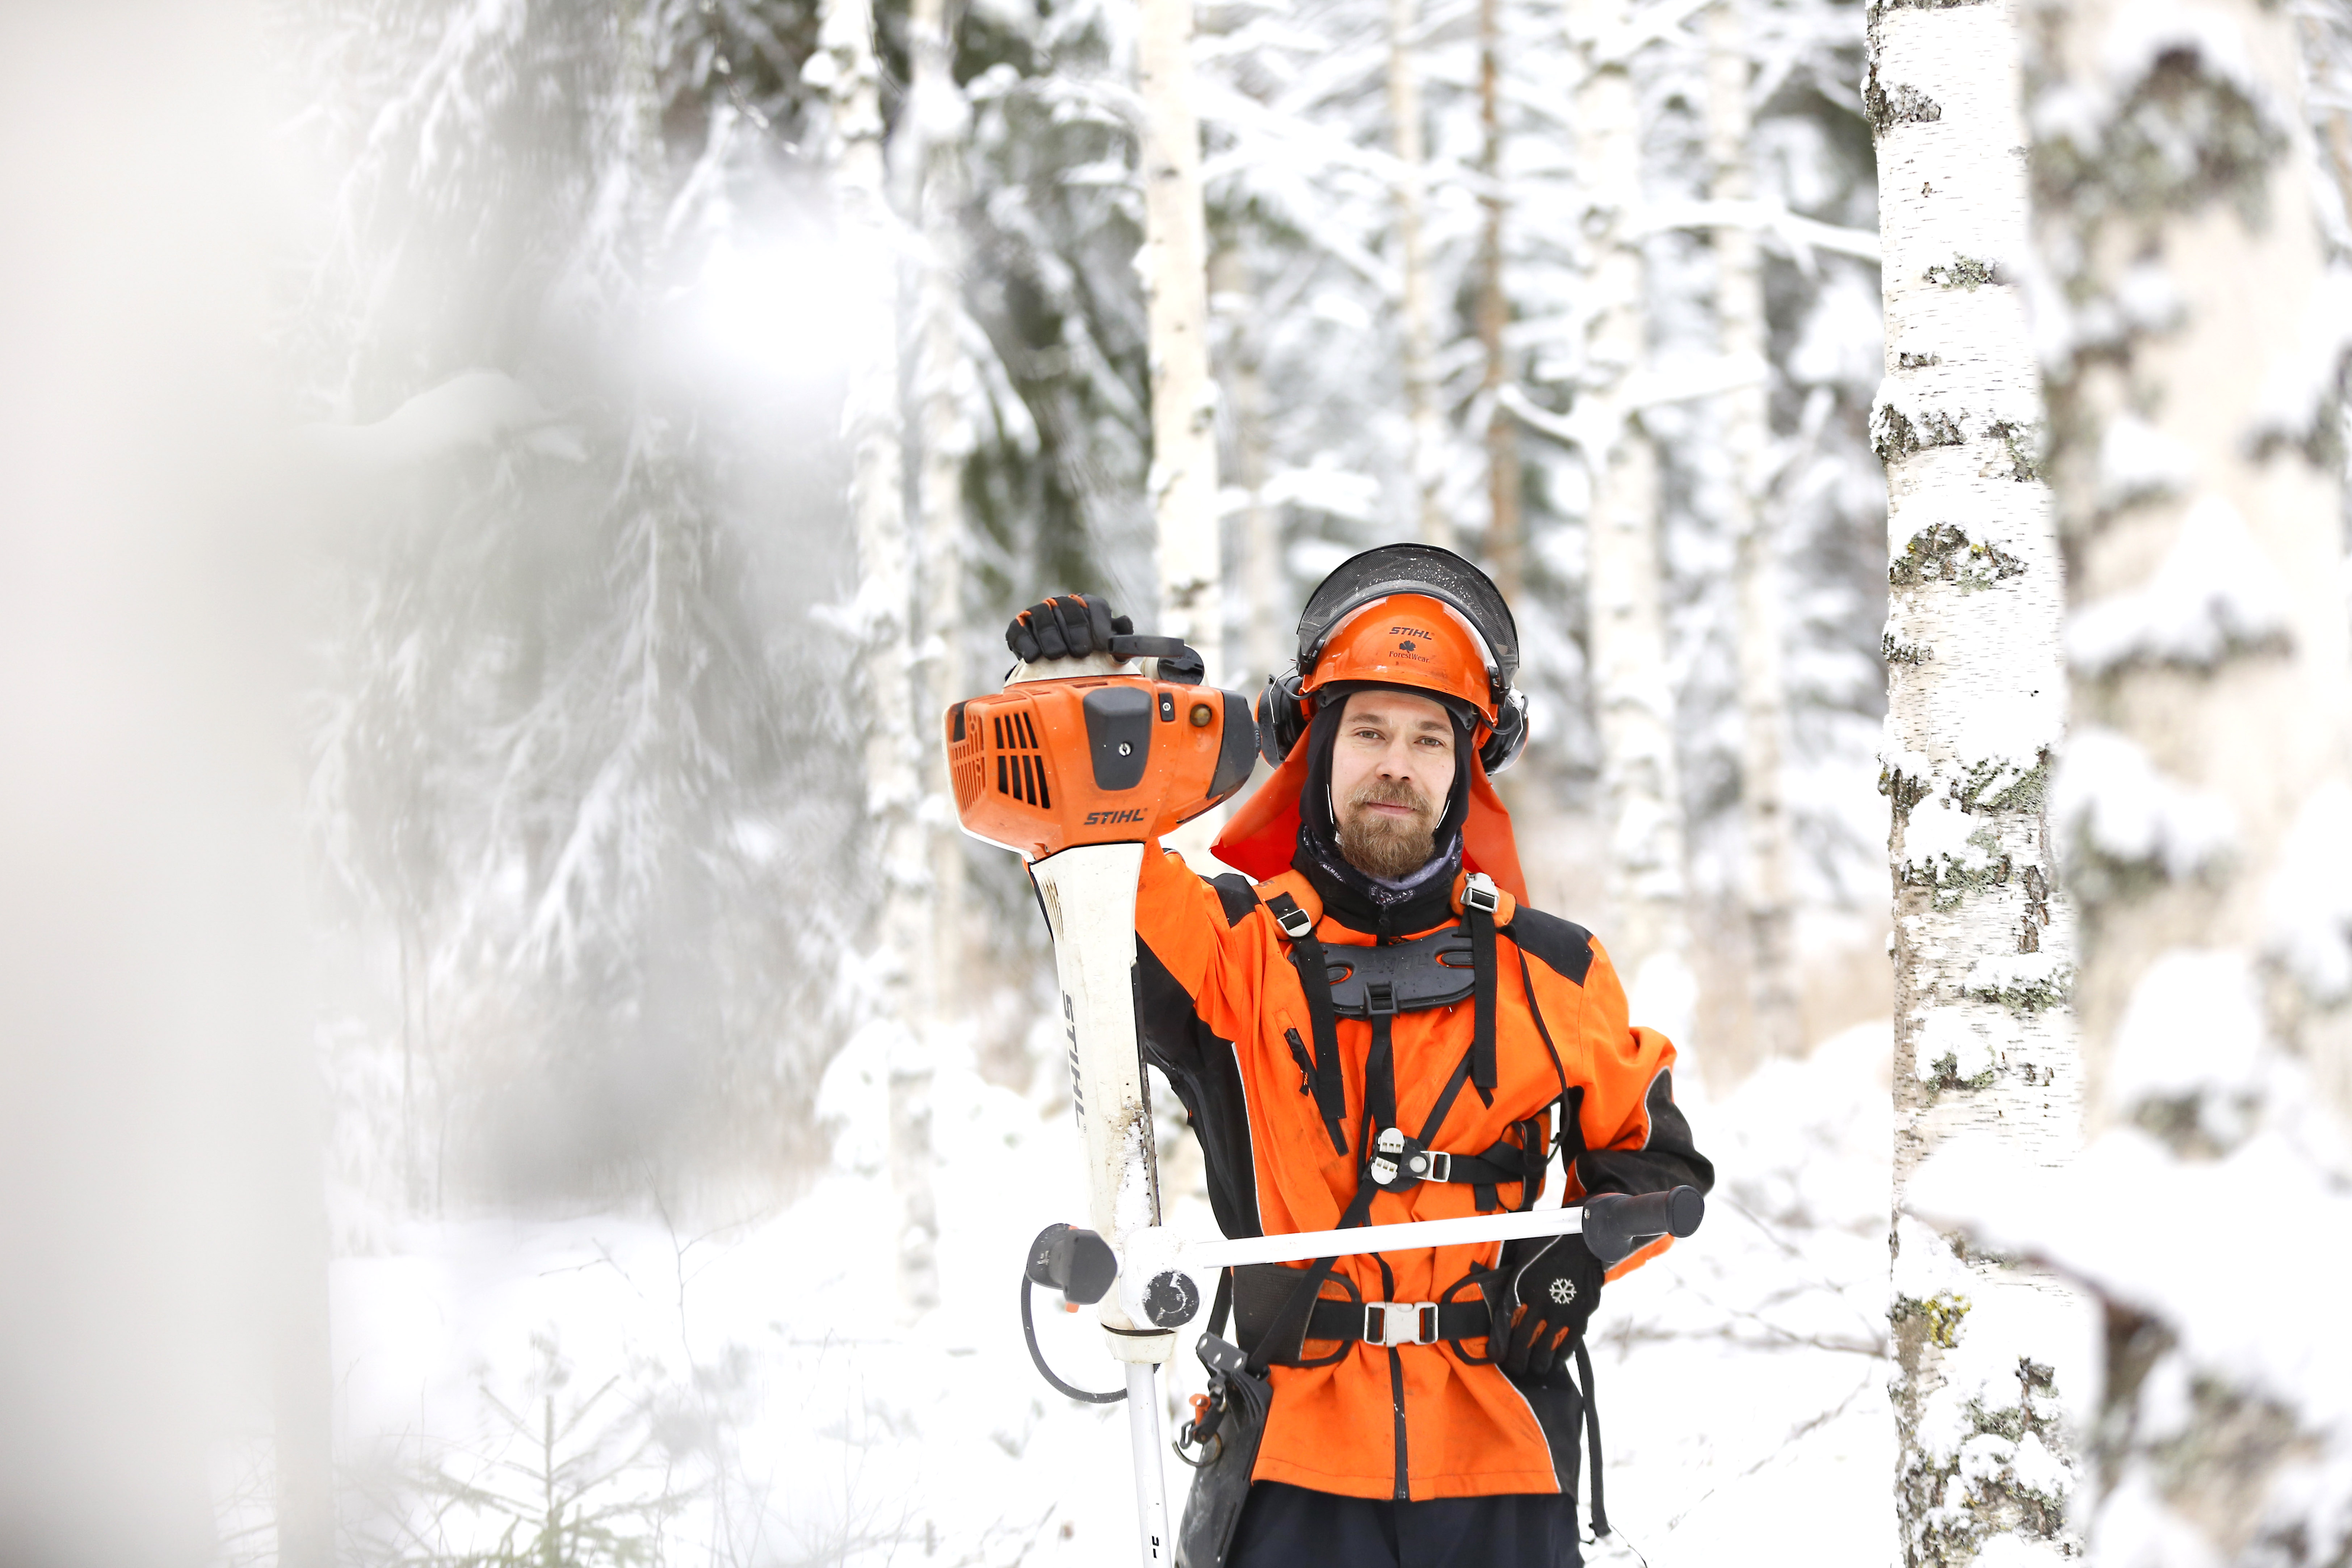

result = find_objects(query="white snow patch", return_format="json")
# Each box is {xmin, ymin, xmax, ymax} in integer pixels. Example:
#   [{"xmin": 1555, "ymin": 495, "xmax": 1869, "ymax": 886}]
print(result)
[
  {"xmin": 2068, "ymin": 495, "xmax": 2291, "ymax": 674},
  {"xmin": 2091, "ymin": 1471, "xmax": 2225, "ymax": 1568},
  {"xmin": 1964, "ymin": 951, "xmax": 2072, "ymax": 1005},
  {"xmin": 2097, "ymin": 0, "xmax": 2270, "ymax": 112},
  {"xmin": 2096, "ymin": 411, "xmax": 2194, "ymax": 508},
  {"xmin": 1260, "ymin": 458, "xmax": 1379, "ymax": 522},
  {"xmin": 2249, "ymin": 268, "xmax": 2352, "ymax": 451},
  {"xmin": 2264, "ymin": 782, "xmax": 2352, "ymax": 1004},
  {"xmin": 1909, "ymin": 1127, "xmax": 2352, "ymax": 1431},
  {"xmin": 1899, "ymin": 796, "xmax": 1998, "ymax": 887},
  {"xmin": 2052, "ymin": 727, "xmax": 2236, "ymax": 878},
  {"xmin": 1912, "ymin": 1008, "xmax": 1995, "ymax": 1084},
  {"xmin": 2105, "ymin": 947, "xmax": 2265, "ymax": 1113},
  {"xmin": 301, "ymin": 369, "xmax": 580, "ymax": 470}
]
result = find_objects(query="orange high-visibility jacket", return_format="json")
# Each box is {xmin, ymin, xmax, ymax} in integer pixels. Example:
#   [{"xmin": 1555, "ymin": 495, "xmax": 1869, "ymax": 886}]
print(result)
[{"xmin": 1134, "ymin": 843, "xmax": 1710, "ymax": 1502}]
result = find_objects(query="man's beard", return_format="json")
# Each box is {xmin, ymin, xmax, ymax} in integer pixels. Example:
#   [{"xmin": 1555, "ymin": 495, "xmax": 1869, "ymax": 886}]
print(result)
[{"xmin": 1335, "ymin": 778, "xmax": 1442, "ymax": 880}]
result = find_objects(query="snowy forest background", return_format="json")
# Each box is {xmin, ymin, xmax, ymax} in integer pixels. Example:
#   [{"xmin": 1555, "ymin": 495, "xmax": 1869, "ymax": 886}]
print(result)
[{"xmin": 3, "ymin": 0, "xmax": 2350, "ymax": 1564}]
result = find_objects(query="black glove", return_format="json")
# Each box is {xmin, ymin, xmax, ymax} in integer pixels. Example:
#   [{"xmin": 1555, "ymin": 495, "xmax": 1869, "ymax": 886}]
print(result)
[
  {"xmin": 1499, "ymin": 1233, "xmax": 1604, "ymax": 1379},
  {"xmin": 1007, "ymin": 594, "xmax": 1132, "ymax": 663}
]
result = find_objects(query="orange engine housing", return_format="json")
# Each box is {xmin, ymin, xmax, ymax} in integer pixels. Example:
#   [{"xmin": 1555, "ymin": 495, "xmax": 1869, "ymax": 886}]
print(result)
[{"xmin": 947, "ymin": 675, "xmax": 1258, "ymax": 859}]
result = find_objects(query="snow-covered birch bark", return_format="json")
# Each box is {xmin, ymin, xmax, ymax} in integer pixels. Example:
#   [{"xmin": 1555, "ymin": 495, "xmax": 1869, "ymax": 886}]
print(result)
[
  {"xmin": 1571, "ymin": 0, "xmax": 1691, "ymax": 1031},
  {"xmin": 815, "ymin": 0, "xmax": 937, "ymax": 1313},
  {"xmin": 1477, "ymin": 0, "xmax": 1520, "ymax": 595},
  {"xmin": 904, "ymin": 0, "xmax": 973, "ymax": 1035},
  {"xmin": 1212, "ymin": 244, "xmax": 1281, "ymax": 691},
  {"xmin": 1392, "ymin": 0, "xmax": 1448, "ymax": 550},
  {"xmin": 1708, "ymin": 0, "xmax": 1801, "ymax": 1064},
  {"xmin": 1868, "ymin": 1, "xmax": 2087, "ymax": 1558},
  {"xmin": 2005, "ymin": 0, "xmax": 2352, "ymax": 1556},
  {"xmin": 1139, "ymin": 0, "xmax": 1222, "ymax": 672}
]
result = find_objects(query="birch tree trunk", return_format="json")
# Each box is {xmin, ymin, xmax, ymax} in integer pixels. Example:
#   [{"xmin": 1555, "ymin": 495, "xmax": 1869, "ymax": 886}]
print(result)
[
  {"xmin": 1212, "ymin": 244, "xmax": 1282, "ymax": 691},
  {"xmin": 1571, "ymin": 0, "xmax": 1690, "ymax": 1030},
  {"xmin": 1708, "ymin": 0, "xmax": 1801, "ymax": 1064},
  {"xmin": 2026, "ymin": 0, "xmax": 2352, "ymax": 1555},
  {"xmin": 1139, "ymin": 0, "xmax": 1222, "ymax": 675},
  {"xmin": 906, "ymin": 0, "xmax": 972, "ymax": 1049},
  {"xmin": 1477, "ymin": 0, "xmax": 1521, "ymax": 598},
  {"xmin": 1391, "ymin": 0, "xmax": 1449, "ymax": 550},
  {"xmin": 1868, "ymin": 0, "xmax": 2085, "ymax": 1558},
  {"xmin": 817, "ymin": 0, "xmax": 937, "ymax": 1312}
]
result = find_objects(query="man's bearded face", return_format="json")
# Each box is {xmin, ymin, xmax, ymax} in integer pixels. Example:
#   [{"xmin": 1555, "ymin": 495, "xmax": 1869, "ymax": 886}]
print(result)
[{"xmin": 1328, "ymin": 689, "xmax": 1455, "ymax": 880}]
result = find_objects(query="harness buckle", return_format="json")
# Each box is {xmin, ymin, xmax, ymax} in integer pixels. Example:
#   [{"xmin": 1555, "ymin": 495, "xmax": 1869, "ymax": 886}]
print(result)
[
  {"xmin": 1408, "ymin": 1149, "xmax": 1453, "ymax": 1183},
  {"xmin": 1364, "ymin": 1300, "xmax": 1441, "ymax": 1347},
  {"xmin": 1461, "ymin": 873, "xmax": 1501, "ymax": 915},
  {"xmin": 1273, "ymin": 904, "xmax": 1315, "ymax": 940}
]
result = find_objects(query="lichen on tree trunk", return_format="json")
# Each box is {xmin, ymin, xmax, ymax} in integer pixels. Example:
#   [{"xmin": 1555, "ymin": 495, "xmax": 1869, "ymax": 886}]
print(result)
[{"xmin": 1869, "ymin": 0, "xmax": 2087, "ymax": 1558}]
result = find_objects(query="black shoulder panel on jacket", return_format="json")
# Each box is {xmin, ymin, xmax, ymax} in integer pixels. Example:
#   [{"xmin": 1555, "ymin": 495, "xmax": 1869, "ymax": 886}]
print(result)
[
  {"xmin": 1207, "ymin": 872, "xmax": 1259, "ymax": 929},
  {"xmin": 1507, "ymin": 905, "xmax": 1595, "ymax": 986},
  {"xmin": 1134, "ymin": 939, "xmax": 1264, "ymax": 1239}
]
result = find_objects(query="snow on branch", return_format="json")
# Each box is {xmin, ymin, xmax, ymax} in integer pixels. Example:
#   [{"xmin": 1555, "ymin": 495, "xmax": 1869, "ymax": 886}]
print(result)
[{"xmin": 2067, "ymin": 495, "xmax": 2294, "ymax": 676}]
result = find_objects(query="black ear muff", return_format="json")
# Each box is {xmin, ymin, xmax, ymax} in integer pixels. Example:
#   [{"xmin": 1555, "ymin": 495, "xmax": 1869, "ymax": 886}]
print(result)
[
  {"xmin": 1479, "ymin": 688, "xmax": 1529, "ymax": 775},
  {"xmin": 1254, "ymin": 671, "xmax": 1310, "ymax": 768}
]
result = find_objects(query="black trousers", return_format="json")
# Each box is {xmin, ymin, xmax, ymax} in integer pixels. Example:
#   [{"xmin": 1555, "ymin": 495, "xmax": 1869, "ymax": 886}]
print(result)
[{"xmin": 1227, "ymin": 1481, "xmax": 1584, "ymax": 1568}]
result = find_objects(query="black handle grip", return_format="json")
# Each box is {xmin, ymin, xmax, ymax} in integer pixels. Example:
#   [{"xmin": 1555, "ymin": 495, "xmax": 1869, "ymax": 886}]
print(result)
[
  {"xmin": 1106, "ymin": 634, "xmax": 1205, "ymax": 685},
  {"xmin": 1580, "ymin": 1186, "xmax": 1705, "ymax": 1266},
  {"xmin": 1025, "ymin": 1223, "xmax": 1118, "ymax": 1306}
]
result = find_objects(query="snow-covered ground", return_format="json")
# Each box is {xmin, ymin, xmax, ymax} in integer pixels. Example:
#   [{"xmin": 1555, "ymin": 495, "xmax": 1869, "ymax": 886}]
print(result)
[{"xmin": 316, "ymin": 1021, "xmax": 1893, "ymax": 1565}]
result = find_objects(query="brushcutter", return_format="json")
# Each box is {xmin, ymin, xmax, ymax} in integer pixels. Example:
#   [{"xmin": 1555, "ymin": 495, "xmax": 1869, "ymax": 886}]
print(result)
[{"xmin": 946, "ymin": 644, "xmax": 1704, "ymax": 1568}]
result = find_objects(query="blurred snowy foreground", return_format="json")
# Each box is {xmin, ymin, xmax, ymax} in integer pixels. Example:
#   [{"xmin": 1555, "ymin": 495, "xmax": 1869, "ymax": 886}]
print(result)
[{"xmin": 322, "ymin": 1024, "xmax": 1894, "ymax": 1566}]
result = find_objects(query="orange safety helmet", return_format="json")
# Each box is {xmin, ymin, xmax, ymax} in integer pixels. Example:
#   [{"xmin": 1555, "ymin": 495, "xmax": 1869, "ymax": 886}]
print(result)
[
  {"xmin": 1250, "ymin": 544, "xmax": 1527, "ymax": 775},
  {"xmin": 1300, "ymin": 593, "xmax": 1502, "ymax": 726},
  {"xmin": 1217, "ymin": 544, "xmax": 1531, "ymax": 899}
]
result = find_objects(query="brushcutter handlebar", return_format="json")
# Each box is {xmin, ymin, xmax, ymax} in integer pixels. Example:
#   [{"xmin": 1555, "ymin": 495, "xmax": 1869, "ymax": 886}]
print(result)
[{"xmin": 1089, "ymin": 1186, "xmax": 1706, "ymax": 1332}]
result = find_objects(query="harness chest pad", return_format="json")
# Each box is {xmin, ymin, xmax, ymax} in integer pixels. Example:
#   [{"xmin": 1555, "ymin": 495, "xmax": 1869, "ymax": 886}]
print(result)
[{"xmin": 1320, "ymin": 928, "xmax": 1478, "ymax": 1017}]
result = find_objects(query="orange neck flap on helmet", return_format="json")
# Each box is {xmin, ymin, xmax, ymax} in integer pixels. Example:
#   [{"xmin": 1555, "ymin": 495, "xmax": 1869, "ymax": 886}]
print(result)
[{"xmin": 1210, "ymin": 734, "xmax": 1529, "ymax": 906}]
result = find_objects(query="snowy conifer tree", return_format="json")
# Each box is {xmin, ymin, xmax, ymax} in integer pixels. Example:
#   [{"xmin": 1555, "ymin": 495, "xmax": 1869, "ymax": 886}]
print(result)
[{"xmin": 1867, "ymin": 0, "xmax": 2086, "ymax": 1556}]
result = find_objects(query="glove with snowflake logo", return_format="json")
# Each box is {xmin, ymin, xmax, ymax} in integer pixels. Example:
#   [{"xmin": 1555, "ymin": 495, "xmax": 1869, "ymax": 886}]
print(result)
[{"xmin": 1498, "ymin": 1232, "xmax": 1605, "ymax": 1379}]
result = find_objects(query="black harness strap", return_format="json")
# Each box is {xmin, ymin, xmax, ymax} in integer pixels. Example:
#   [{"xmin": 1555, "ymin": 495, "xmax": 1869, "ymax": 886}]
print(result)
[
  {"xmin": 1514, "ymin": 945, "xmax": 1572, "ymax": 1100},
  {"xmin": 1575, "ymin": 1339, "xmax": 1609, "ymax": 1537},
  {"xmin": 1268, "ymin": 892, "xmax": 1348, "ymax": 1156},
  {"xmin": 1464, "ymin": 882, "xmax": 1500, "ymax": 1105}
]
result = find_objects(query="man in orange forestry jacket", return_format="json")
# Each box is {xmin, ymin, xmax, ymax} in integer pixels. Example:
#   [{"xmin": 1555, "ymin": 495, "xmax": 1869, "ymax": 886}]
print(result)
[{"xmin": 1005, "ymin": 545, "xmax": 1712, "ymax": 1568}]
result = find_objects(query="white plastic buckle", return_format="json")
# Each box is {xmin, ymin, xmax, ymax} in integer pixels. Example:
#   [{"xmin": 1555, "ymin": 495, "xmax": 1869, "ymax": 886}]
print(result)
[
  {"xmin": 1274, "ymin": 905, "xmax": 1315, "ymax": 940},
  {"xmin": 1461, "ymin": 873, "xmax": 1500, "ymax": 915},
  {"xmin": 1364, "ymin": 1300, "xmax": 1440, "ymax": 1347}
]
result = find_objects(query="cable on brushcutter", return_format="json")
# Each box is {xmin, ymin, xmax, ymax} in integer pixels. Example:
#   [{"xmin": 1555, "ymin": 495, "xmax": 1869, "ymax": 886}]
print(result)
[{"xmin": 1021, "ymin": 1223, "xmax": 1126, "ymax": 1403}]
